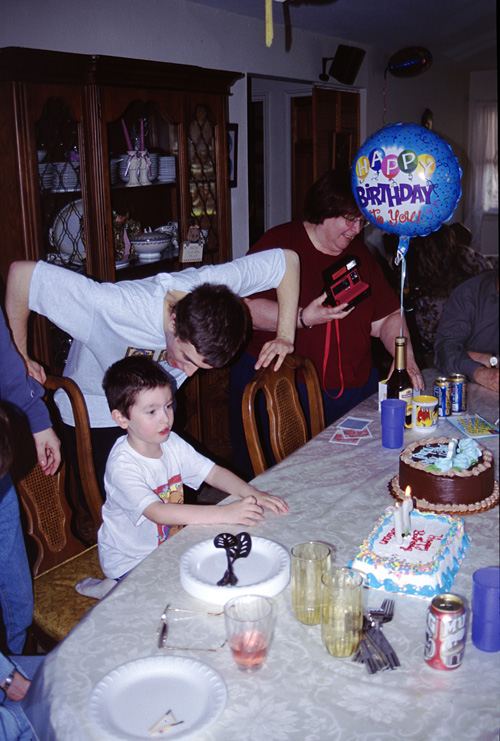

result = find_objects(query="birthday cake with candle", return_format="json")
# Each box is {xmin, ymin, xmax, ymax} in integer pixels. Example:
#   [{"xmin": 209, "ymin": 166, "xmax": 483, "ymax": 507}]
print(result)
[
  {"xmin": 390, "ymin": 437, "xmax": 498, "ymax": 514},
  {"xmin": 349, "ymin": 505, "xmax": 470, "ymax": 598}
]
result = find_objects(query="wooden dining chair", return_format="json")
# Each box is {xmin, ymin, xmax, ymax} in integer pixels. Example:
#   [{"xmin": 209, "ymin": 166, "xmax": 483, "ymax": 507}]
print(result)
[
  {"xmin": 242, "ymin": 353, "xmax": 325, "ymax": 477},
  {"xmin": 10, "ymin": 375, "xmax": 104, "ymax": 652}
]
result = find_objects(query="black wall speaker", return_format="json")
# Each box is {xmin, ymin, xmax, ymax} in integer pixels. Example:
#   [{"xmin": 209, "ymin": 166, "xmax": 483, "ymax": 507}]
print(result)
[{"xmin": 328, "ymin": 45, "xmax": 366, "ymax": 85}]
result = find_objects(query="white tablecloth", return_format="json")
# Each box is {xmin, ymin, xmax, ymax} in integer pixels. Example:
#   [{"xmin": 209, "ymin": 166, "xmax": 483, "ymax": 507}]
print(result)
[{"xmin": 24, "ymin": 371, "xmax": 500, "ymax": 740}]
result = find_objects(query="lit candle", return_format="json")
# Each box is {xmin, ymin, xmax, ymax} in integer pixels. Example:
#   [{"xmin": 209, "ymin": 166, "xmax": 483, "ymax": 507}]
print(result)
[
  {"xmin": 393, "ymin": 504, "xmax": 404, "ymax": 545},
  {"xmin": 121, "ymin": 119, "xmax": 133, "ymax": 151},
  {"xmin": 402, "ymin": 486, "xmax": 413, "ymax": 535},
  {"xmin": 140, "ymin": 118, "xmax": 145, "ymax": 151}
]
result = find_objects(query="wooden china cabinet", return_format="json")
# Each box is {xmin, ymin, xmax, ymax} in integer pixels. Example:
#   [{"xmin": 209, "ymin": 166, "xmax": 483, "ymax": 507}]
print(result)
[{"xmin": 0, "ymin": 47, "xmax": 243, "ymax": 463}]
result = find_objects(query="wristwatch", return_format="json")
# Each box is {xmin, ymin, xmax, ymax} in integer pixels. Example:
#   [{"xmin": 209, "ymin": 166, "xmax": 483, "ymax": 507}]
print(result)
[
  {"xmin": 489, "ymin": 355, "xmax": 498, "ymax": 368},
  {"xmin": 1, "ymin": 669, "xmax": 15, "ymax": 691}
]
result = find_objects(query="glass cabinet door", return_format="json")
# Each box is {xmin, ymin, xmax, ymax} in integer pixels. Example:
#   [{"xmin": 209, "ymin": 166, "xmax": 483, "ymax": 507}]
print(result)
[
  {"xmin": 33, "ymin": 92, "xmax": 86, "ymax": 273},
  {"xmin": 188, "ymin": 103, "xmax": 218, "ymax": 257},
  {"xmin": 101, "ymin": 91, "xmax": 181, "ymax": 279}
]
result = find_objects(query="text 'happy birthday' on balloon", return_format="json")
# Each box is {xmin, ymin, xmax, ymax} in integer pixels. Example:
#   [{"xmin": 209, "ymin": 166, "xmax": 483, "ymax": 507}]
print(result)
[{"xmin": 355, "ymin": 183, "xmax": 435, "ymax": 209}]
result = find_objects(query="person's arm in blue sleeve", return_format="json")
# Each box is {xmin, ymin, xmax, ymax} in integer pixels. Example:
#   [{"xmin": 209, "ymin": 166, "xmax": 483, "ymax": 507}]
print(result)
[{"xmin": 0, "ymin": 311, "xmax": 60, "ymax": 474}]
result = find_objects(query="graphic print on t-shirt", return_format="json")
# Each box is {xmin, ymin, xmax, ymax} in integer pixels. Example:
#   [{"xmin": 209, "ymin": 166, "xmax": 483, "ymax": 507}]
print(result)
[
  {"xmin": 154, "ymin": 474, "xmax": 184, "ymax": 544},
  {"xmin": 125, "ymin": 347, "xmax": 169, "ymax": 363}
]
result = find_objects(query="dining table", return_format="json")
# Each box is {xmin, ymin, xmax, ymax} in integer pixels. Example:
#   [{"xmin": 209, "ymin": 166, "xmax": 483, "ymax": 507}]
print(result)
[{"xmin": 23, "ymin": 369, "xmax": 500, "ymax": 741}]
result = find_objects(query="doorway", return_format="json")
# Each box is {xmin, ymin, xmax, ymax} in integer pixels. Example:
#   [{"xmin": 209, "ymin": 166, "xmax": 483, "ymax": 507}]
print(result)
[{"xmin": 248, "ymin": 77, "xmax": 360, "ymax": 242}]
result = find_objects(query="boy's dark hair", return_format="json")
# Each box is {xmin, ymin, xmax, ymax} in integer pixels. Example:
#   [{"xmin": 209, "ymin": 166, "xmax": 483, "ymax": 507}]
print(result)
[
  {"xmin": 103, "ymin": 355, "xmax": 172, "ymax": 418},
  {"xmin": 0, "ymin": 404, "xmax": 12, "ymax": 479},
  {"xmin": 303, "ymin": 170, "xmax": 360, "ymax": 225},
  {"xmin": 173, "ymin": 283, "xmax": 249, "ymax": 367}
]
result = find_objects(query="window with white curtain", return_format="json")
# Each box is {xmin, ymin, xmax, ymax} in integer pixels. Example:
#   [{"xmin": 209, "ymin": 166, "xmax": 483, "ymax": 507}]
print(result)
[{"xmin": 466, "ymin": 101, "xmax": 498, "ymax": 245}]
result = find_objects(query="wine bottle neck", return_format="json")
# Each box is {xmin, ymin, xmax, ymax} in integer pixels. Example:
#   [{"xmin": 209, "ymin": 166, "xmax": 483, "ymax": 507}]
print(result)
[{"xmin": 394, "ymin": 339, "xmax": 406, "ymax": 370}]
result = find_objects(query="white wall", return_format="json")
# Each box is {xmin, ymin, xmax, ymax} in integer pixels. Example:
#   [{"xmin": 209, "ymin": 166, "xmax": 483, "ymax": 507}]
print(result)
[{"xmin": 1, "ymin": 0, "xmax": 494, "ymax": 257}]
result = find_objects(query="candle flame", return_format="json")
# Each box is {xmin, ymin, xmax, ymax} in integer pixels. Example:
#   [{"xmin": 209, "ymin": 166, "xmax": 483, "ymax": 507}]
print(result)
[{"xmin": 404, "ymin": 486, "xmax": 411, "ymax": 498}]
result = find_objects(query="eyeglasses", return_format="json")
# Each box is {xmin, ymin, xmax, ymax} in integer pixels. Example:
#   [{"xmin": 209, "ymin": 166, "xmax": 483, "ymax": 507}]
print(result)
[
  {"xmin": 343, "ymin": 215, "xmax": 369, "ymax": 229},
  {"xmin": 157, "ymin": 605, "xmax": 227, "ymax": 652}
]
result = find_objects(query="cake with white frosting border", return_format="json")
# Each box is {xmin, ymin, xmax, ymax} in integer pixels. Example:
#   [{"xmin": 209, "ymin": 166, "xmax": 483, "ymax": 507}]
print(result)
[{"xmin": 349, "ymin": 505, "xmax": 470, "ymax": 599}]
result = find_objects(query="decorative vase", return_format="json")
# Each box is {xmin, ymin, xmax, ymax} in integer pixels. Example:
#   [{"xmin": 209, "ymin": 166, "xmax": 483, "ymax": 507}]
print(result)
[
  {"xmin": 137, "ymin": 150, "xmax": 152, "ymax": 186},
  {"xmin": 125, "ymin": 151, "xmax": 140, "ymax": 188}
]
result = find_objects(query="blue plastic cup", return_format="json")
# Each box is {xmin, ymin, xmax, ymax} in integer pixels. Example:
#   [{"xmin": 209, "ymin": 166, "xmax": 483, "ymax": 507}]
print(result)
[
  {"xmin": 381, "ymin": 398, "xmax": 406, "ymax": 449},
  {"xmin": 472, "ymin": 566, "xmax": 500, "ymax": 652}
]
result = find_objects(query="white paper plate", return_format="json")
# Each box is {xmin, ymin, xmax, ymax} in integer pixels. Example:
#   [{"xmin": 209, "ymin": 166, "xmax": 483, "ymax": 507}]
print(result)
[
  {"xmin": 180, "ymin": 536, "xmax": 290, "ymax": 605},
  {"xmin": 87, "ymin": 656, "xmax": 227, "ymax": 740}
]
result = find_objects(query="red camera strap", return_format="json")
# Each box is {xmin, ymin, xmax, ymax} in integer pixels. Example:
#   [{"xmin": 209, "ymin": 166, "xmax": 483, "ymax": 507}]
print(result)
[{"xmin": 322, "ymin": 319, "xmax": 344, "ymax": 399}]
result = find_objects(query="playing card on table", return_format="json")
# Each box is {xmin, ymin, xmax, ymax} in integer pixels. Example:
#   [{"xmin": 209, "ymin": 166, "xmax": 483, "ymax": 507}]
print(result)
[
  {"xmin": 329, "ymin": 416, "xmax": 373, "ymax": 444},
  {"xmin": 341, "ymin": 426, "xmax": 372, "ymax": 440},
  {"xmin": 329, "ymin": 430, "xmax": 362, "ymax": 445},
  {"xmin": 337, "ymin": 416, "xmax": 372, "ymax": 431}
]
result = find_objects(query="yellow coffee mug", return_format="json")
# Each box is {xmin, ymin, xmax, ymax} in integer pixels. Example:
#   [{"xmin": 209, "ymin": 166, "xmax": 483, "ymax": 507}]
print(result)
[{"xmin": 410, "ymin": 394, "xmax": 438, "ymax": 432}]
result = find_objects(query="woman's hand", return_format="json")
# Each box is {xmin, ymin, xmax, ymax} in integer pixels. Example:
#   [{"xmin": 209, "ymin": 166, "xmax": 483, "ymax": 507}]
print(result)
[
  {"xmin": 254, "ymin": 337, "xmax": 294, "ymax": 371},
  {"xmin": 300, "ymin": 293, "xmax": 354, "ymax": 328}
]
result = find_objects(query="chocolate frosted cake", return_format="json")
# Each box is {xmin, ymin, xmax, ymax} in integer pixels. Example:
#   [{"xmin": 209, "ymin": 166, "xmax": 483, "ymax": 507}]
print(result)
[{"xmin": 390, "ymin": 437, "xmax": 498, "ymax": 514}]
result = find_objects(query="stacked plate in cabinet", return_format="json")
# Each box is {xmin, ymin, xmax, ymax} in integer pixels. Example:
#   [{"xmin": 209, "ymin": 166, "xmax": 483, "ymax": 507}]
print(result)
[
  {"xmin": 109, "ymin": 158, "xmax": 122, "ymax": 186},
  {"xmin": 52, "ymin": 162, "xmax": 81, "ymax": 192},
  {"xmin": 38, "ymin": 163, "xmax": 54, "ymax": 192},
  {"xmin": 158, "ymin": 156, "xmax": 176, "ymax": 183},
  {"xmin": 147, "ymin": 152, "xmax": 159, "ymax": 181}
]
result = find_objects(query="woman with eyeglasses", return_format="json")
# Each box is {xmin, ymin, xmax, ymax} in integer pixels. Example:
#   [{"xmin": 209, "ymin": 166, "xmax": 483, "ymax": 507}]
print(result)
[{"xmin": 229, "ymin": 169, "xmax": 424, "ymax": 479}]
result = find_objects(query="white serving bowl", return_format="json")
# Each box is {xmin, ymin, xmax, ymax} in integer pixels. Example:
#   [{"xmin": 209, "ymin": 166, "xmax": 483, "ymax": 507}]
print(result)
[{"xmin": 130, "ymin": 232, "xmax": 171, "ymax": 255}]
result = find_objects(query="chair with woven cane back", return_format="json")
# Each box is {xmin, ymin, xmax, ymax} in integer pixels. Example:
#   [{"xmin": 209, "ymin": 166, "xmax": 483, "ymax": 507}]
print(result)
[
  {"xmin": 241, "ymin": 353, "xmax": 325, "ymax": 477},
  {"xmin": 10, "ymin": 375, "xmax": 104, "ymax": 651}
]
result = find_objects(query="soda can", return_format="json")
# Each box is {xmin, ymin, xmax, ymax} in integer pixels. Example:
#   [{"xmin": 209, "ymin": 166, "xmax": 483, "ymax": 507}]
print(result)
[
  {"xmin": 433, "ymin": 377, "xmax": 452, "ymax": 417},
  {"xmin": 424, "ymin": 593, "xmax": 466, "ymax": 670},
  {"xmin": 450, "ymin": 373, "xmax": 468, "ymax": 414}
]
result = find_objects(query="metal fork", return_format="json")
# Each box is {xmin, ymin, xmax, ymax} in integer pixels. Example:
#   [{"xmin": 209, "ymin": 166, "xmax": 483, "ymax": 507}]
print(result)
[
  {"xmin": 366, "ymin": 625, "xmax": 400, "ymax": 669},
  {"xmin": 369, "ymin": 598, "xmax": 395, "ymax": 625},
  {"xmin": 366, "ymin": 601, "xmax": 400, "ymax": 670},
  {"xmin": 353, "ymin": 620, "xmax": 391, "ymax": 674}
]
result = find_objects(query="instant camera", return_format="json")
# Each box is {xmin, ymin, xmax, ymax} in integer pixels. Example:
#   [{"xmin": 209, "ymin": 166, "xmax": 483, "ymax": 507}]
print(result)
[{"xmin": 322, "ymin": 255, "xmax": 371, "ymax": 310}]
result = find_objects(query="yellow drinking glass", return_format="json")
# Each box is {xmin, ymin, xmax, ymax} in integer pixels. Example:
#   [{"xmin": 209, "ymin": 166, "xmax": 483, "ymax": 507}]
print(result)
[
  {"xmin": 321, "ymin": 567, "xmax": 363, "ymax": 658},
  {"xmin": 291, "ymin": 542, "xmax": 332, "ymax": 625}
]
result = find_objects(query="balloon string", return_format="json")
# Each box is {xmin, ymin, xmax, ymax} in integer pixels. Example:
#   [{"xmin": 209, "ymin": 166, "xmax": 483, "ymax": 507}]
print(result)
[
  {"xmin": 382, "ymin": 70, "xmax": 388, "ymax": 126},
  {"xmin": 399, "ymin": 255, "xmax": 406, "ymax": 336}
]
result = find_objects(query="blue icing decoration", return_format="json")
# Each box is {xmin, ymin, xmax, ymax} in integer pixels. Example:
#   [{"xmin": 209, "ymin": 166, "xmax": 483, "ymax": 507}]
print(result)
[
  {"xmin": 413, "ymin": 439, "xmax": 482, "ymax": 471},
  {"xmin": 458, "ymin": 438, "xmax": 481, "ymax": 459},
  {"xmin": 454, "ymin": 452, "xmax": 473, "ymax": 469},
  {"xmin": 434, "ymin": 457, "xmax": 454, "ymax": 472}
]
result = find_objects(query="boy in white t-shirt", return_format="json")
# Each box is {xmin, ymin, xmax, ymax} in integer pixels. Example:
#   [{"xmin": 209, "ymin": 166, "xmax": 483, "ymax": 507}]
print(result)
[{"xmin": 77, "ymin": 355, "xmax": 289, "ymax": 598}]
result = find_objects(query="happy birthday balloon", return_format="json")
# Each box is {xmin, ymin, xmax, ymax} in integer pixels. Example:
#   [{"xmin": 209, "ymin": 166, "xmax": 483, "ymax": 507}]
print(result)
[{"xmin": 351, "ymin": 123, "xmax": 462, "ymax": 243}]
